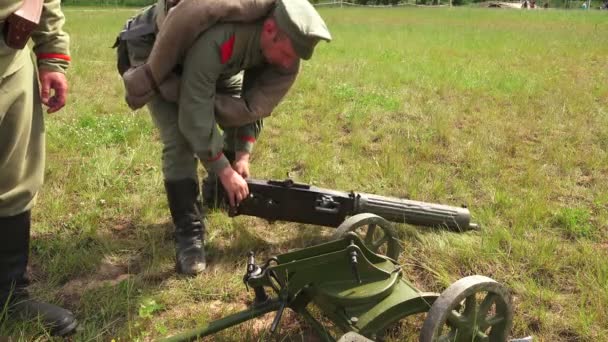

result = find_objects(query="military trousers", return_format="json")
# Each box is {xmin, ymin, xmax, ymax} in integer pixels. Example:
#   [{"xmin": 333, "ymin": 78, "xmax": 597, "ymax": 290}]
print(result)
[
  {"xmin": 148, "ymin": 72, "xmax": 261, "ymax": 181},
  {"xmin": 0, "ymin": 55, "xmax": 44, "ymax": 217}
]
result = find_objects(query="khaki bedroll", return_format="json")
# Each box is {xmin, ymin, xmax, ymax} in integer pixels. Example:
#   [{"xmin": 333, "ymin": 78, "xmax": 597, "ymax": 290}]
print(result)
[{"xmin": 123, "ymin": 0, "xmax": 276, "ymax": 110}]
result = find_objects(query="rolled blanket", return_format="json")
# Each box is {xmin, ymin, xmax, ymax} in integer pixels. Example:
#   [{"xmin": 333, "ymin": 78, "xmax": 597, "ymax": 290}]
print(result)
[
  {"xmin": 123, "ymin": 0, "xmax": 276, "ymax": 109},
  {"xmin": 123, "ymin": 68, "xmax": 181, "ymax": 109}
]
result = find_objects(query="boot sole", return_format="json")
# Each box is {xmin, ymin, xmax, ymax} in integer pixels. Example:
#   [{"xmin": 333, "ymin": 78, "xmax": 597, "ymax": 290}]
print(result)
[
  {"xmin": 176, "ymin": 262, "xmax": 207, "ymax": 275},
  {"xmin": 53, "ymin": 319, "xmax": 78, "ymax": 336}
]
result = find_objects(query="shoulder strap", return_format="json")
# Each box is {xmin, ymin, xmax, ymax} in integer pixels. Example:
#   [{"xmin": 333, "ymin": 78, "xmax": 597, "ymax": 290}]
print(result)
[{"xmin": 232, "ymin": 24, "xmax": 257, "ymax": 57}]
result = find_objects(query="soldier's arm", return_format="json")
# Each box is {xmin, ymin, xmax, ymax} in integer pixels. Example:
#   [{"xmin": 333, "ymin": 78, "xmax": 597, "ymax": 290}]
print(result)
[
  {"xmin": 223, "ymin": 120, "xmax": 263, "ymax": 156},
  {"xmin": 214, "ymin": 61, "xmax": 300, "ymax": 128},
  {"xmin": 178, "ymin": 32, "xmax": 231, "ymax": 175},
  {"xmin": 31, "ymin": 0, "xmax": 70, "ymax": 113},
  {"xmin": 31, "ymin": 0, "xmax": 70, "ymax": 73}
]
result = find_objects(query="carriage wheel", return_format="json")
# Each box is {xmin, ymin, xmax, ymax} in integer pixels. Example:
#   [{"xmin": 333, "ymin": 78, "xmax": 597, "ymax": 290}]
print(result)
[
  {"xmin": 333, "ymin": 213, "xmax": 401, "ymax": 260},
  {"xmin": 419, "ymin": 275, "xmax": 513, "ymax": 342}
]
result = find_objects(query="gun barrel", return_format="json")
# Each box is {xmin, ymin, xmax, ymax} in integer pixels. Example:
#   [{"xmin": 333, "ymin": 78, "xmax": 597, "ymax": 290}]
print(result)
[
  {"xmin": 354, "ymin": 193, "xmax": 478, "ymax": 231},
  {"xmin": 235, "ymin": 179, "xmax": 478, "ymax": 232}
]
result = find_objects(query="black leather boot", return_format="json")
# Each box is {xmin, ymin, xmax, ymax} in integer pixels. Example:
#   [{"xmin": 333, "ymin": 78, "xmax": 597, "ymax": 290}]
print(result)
[
  {"xmin": 164, "ymin": 179, "xmax": 207, "ymax": 275},
  {"xmin": 0, "ymin": 211, "xmax": 78, "ymax": 336},
  {"xmin": 201, "ymin": 150, "xmax": 234, "ymax": 210}
]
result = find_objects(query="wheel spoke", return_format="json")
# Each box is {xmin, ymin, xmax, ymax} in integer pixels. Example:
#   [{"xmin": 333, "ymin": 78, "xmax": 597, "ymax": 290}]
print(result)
[
  {"xmin": 485, "ymin": 314, "xmax": 505, "ymax": 326},
  {"xmin": 476, "ymin": 293, "xmax": 498, "ymax": 330},
  {"xmin": 372, "ymin": 235, "xmax": 389, "ymax": 250},
  {"xmin": 478, "ymin": 293, "xmax": 497, "ymax": 316},
  {"xmin": 475, "ymin": 330, "xmax": 489, "ymax": 342},
  {"xmin": 364, "ymin": 224, "xmax": 377, "ymax": 244},
  {"xmin": 438, "ymin": 329, "xmax": 457, "ymax": 342},
  {"xmin": 447, "ymin": 309, "xmax": 468, "ymax": 329},
  {"xmin": 463, "ymin": 294, "xmax": 478, "ymax": 320}
]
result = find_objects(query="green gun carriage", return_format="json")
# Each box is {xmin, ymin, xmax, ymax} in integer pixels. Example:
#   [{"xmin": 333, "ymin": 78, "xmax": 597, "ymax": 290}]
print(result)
[{"xmin": 162, "ymin": 213, "xmax": 517, "ymax": 342}]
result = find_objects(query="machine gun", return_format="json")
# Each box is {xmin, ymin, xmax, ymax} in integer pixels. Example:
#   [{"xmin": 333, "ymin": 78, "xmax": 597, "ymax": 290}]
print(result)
[
  {"xmin": 159, "ymin": 183, "xmax": 528, "ymax": 342},
  {"xmin": 228, "ymin": 178, "xmax": 478, "ymax": 232},
  {"xmin": 161, "ymin": 232, "xmax": 515, "ymax": 342}
]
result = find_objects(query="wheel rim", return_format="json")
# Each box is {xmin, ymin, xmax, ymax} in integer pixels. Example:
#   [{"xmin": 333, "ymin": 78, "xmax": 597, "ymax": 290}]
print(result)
[
  {"xmin": 333, "ymin": 213, "xmax": 401, "ymax": 260},
  {"xmin": 420, "ymin": 275, "xmax": 513, "ymax": 342}
]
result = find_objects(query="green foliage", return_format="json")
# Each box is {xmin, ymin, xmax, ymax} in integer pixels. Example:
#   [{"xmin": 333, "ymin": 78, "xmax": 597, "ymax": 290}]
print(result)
[
  {"xmin": 48, "ymin": 113, "xmax": 153, "ymax": 153},
  {"xmin": 553, "ymin": 207, "xmax": 597, "ymax": 240},
  {"xmin": 138, "ymin": 298, "xmax": 164, "ymax": 318}
]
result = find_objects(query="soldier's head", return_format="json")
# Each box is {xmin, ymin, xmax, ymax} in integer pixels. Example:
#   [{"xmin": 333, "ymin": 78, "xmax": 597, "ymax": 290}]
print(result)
[{"xmin": 260, "ymin": 0, "xmax": 332, "ymax": 69}]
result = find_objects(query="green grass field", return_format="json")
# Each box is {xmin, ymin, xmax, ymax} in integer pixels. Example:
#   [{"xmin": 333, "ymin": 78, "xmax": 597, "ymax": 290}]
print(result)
[{"xmin": 1, "ymin": 6, "xmax": 607, "ymax": 341}]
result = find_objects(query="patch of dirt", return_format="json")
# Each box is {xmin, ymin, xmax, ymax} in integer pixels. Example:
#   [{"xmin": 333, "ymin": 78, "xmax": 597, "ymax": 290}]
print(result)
[
  {"xmin": 111, "ymin": 217, "xmax": 135, "ymax": 233},
  {"xmin": 245, "ymin": 309, "xmax": 323, "ymax": 341},
  {"xmin": 288, "ymin": 162, "xmax": 306, "ymax": 179},
  {"xmin": 576, "ymin": 175, "xmax": 593, "ymax": 187},
  {"xmin": 407, "ymin": 259, "xmax": 441, "ymax": 293},
  {"xmin": 139, "ymin": 267, "xmax": 175, "ymax": 284},
  {"xmin": 382, "ymin": 314, "xmax": 425, "ymax": 341},
  {"xmin": 249, "ymin": 311, "xmax": 276, "ymax": 335},
  {"xmin": 527, "ymin": 317, "xmax": 542, "ymax": 333},
  {"xmin": 59, "ymin": 258, "xmax": 131, "ymax": 307},
  {"xmin": 558, "ymin": 328, "xmax": 585, "ymax": 342},
  {"xmin": 341, "ymin": 124, "xmax": 351, "ymax": 134},
  {"xmin": 104, "ymin": 216, "xmax": 142, "ymax": 241}
]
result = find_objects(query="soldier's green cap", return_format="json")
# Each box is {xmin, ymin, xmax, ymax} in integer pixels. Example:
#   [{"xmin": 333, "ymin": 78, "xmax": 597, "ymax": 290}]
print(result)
[{"xmin": 273, "ymin": 0, "xmax": 332, "ymax": 60}]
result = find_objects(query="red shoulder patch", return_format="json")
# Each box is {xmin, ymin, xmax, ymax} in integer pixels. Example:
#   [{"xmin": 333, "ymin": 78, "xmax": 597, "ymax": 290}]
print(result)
[
  {"xmin": 239, "ymin": 136, "xmax": 256, "ymax": 143},
  {"xmin": 219, "ymin": 35, "xmax": 236, "ymax": 64}
]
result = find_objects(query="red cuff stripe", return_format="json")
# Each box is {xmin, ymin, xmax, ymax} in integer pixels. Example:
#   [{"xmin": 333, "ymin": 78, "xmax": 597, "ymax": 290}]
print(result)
[
  {"xmin": 240, "ymin": 136, "xmax": 256, "ymax": 143},
  {"xmin": 207, "ymin": 151, "xmax": 224, "ymax": 162},
  {"xmin": 37, "ymin": 53, "xmax": 71, "ymax": 62}
]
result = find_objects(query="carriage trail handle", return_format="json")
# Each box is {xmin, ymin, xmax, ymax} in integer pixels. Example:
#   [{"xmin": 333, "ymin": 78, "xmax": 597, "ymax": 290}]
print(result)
[{"xmin": 228, "ymin": 179, "xmax": 479, "ymax": 231}]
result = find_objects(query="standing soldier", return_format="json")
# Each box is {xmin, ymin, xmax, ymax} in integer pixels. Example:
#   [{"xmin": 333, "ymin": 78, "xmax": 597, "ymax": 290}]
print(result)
[
  {"xmin": 0, "ymin": 0, "xmax": 77, "ymax": 336},
  {"xmin": 116, "ymin": 0, "xmax": 331, "ymax": 275}
]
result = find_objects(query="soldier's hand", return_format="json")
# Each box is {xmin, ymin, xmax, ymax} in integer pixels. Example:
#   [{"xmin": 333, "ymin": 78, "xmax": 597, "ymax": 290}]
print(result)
[
  {"xmin": 233, "ymin": 152, "xmax": 251, "ymax": 178},
  {"xmin": 218, "ymin": 166, "xmax": 249, "ymax": 207},
  {"xmin": 39, "ymin": 70, "xmax": 68, "ymax": 113}
]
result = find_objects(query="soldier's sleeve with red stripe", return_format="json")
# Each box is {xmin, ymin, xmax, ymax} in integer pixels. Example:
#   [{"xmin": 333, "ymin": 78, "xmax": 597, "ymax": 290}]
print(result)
[
  {"xmin": 223, "ymin": 121, "xmax": 262, "ymax": 155},
  {"xmin": 31, "ymin": 0, "xmax": 70, "ymax": 73},
  {"xmin": 214, "ymin": 61, "xmax": 300, "ymax": 128},
  {"xmin": 234, "ymin": 128, "xmax": 257, "ymax": 154},
  {"xmin": 179, "ymin": 29, "xmax": 233, "ymax": 175}
]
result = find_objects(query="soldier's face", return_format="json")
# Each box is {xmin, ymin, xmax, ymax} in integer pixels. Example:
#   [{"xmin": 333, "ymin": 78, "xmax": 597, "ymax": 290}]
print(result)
[{"xmin": 261, "ymin": 20, "xmax": 298, "ymax": 69}]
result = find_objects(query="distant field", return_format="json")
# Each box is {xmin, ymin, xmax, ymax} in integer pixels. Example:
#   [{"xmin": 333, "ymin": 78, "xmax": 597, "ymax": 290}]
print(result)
[{"xmin": 2, "ymin": 6, "xmax": 606, "ymax": 341}]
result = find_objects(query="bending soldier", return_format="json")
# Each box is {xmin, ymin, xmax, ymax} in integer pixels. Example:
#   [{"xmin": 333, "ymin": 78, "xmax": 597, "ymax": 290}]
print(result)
[
  {"xmin": 116, "ymin": 0, "xmax": 331, "ymax": 275},
  {"xmin": 0, "ymin": 0, "xmax": 77, "ymax": 336}
]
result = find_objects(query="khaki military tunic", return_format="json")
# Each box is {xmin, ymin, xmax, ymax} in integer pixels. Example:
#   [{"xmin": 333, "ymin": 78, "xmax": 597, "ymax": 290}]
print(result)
[
  {"xmin": 0, "ymin": 0, "xmax": 70, "ymax": 216},
  {"xmin": 146, "ymin": 20, "xmax": 298, "ymax": 180}
]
